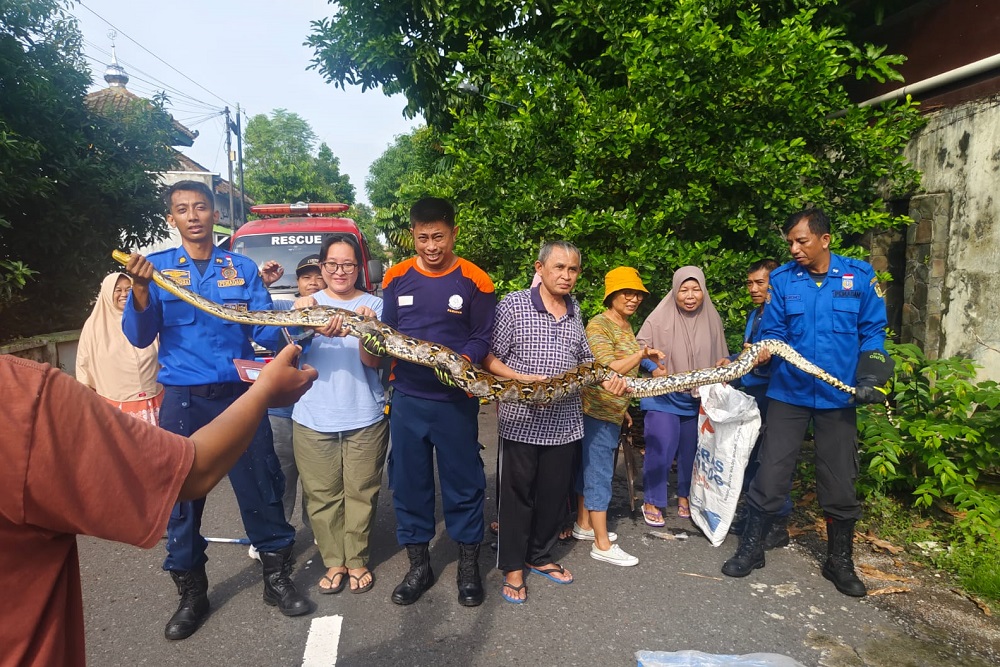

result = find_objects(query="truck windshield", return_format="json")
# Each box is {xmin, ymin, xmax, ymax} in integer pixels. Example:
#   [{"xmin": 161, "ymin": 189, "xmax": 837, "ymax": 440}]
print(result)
[{"xmin": 232, "ymin": 235, "xmax": 322, "ymax": 292}]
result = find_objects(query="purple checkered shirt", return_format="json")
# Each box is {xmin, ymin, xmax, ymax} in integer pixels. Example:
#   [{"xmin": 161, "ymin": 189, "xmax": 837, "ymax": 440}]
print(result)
[{"xmin": 491, "ymin": 287, "xmax": 594, "ymax": 445}]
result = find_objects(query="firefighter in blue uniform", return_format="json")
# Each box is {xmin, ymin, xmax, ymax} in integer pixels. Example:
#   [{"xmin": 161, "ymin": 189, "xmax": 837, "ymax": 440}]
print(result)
[
  {"xmin": 726, "ymin": 258, "xmax": 794, "ymax": 549},
  {"xmin": 123, "ymin": 180, "xmax": 310, "ymax": 641},
  {"xmin": 721, "ymin": 208, "xmax": 893, "ymax": 598}
]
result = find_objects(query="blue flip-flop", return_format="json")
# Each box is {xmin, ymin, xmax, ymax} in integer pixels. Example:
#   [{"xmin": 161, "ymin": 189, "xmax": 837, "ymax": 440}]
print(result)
[
  {"xmin": 501, "ymin": 581, "xmax": 526, "ymax": 604},
  {"xmin": 527, "ymin": 564, "xmax": 574, "ymax": 585}
]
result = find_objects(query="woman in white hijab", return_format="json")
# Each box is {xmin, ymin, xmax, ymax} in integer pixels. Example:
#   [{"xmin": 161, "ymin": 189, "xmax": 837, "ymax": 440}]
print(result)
[
  {"xmin": 636, "ymin": 266, "xmax": 729, "ymax": 525},
  {"xmin": 76, "ymin": 273, "xmax": 163, "ymax": 424}
]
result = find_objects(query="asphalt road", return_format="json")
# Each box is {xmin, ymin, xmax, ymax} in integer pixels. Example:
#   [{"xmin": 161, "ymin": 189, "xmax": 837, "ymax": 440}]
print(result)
[{"xmin": 80, "ymin": 406, "xmax": 983, "ymax": 666}]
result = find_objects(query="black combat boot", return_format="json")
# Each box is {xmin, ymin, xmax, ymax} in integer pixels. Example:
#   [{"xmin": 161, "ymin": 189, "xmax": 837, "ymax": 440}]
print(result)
[
  {"xmin": 456, "ymin": 543, "xmax": 484, "ymax": 607},
  {"xmin": 392, "ymin": 543, "xmax": 435, "ymax": 605},
  {"xmin": 164, "ymin": 565, "xmax": 210, "ymax": 640},
  {"xmin": 260, "ymin": 545, "xmax": 311, "ymax": 616},
  {"xmin": 729, "ymin": 500, "xmax": 748, "ymax": 535},
  {"xmin": 763, "ymin": 515, "xmax": 790, "ymax": 550},
  {"xmin": 721, "ymin": 507, "xmax": 773, "ymax": 577},
  {"xmin": 822, "ymin": 518, "xmax": 867, "ymax": 597}
]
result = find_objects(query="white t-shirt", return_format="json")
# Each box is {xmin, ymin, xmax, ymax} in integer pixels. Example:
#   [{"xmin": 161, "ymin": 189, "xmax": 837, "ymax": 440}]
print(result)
[{"xmin": 292, "ymin": 291, "xmax": 386, "ymax": 432}]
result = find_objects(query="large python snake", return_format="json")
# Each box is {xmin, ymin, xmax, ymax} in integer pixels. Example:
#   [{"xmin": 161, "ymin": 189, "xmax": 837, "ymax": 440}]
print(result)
[{"xmin": 112, "ymin": 250, "xmax": 855, "ymax": 404}]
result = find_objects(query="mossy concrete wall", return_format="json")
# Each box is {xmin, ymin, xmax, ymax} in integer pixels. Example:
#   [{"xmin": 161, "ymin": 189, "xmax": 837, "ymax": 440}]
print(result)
[
  {"xmin": 902, "ymin": 95, "xmax": 1000, "ymax": 381},
  {"xmin": 0, "ymin": 330, "xmax": 80, "ymax": 377}
]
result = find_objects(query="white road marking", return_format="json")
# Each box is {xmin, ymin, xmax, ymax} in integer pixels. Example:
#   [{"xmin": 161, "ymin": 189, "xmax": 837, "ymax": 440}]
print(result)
[{"xmin": 302, "ymin": 614, "xmax": 343, "ymax": 666}]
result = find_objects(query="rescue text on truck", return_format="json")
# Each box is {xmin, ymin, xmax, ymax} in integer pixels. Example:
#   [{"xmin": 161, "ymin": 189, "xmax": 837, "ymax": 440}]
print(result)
[{"xmin": 230, "ymin": 202, "xmax": 382, "ymax": 298}]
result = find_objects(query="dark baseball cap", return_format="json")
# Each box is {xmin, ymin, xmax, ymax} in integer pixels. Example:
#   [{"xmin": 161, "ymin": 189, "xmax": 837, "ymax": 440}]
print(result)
[{"xmin": 295, "ymin": 254, "xmax": 322, "ymax": 276}]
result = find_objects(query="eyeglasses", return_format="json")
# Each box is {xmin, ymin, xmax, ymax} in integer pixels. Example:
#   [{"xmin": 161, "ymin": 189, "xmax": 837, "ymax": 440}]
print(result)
[
  {"xmin": 320, "ymin": 261, "xmax": 358, "ymax": 274},
  {"xmin": 621, "ymin": 291, "xmax": 644, "ymax": 302}
]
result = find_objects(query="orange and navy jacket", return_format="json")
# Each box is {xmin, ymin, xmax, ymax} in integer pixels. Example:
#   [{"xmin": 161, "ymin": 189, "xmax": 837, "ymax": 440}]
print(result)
[{"xmin": 381, "ymin": 257, "xmax": 495, "ymax": 402}]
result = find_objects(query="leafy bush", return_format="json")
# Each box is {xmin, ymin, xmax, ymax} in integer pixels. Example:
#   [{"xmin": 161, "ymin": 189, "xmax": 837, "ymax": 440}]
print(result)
[
  {"xmin": 332, "ymin": 1, "xmax": 924, "ymax": 339},
  {"xmin": 934, "ymin": 536, "xmax": 1000, "ymax": 604},
  {"xmin": 858, "ymin": 342, "xmax": 1000, "ymax": 540},
  {"xmin": 857, "ymin": 492, "xmax": 999, "ymax": 606}
]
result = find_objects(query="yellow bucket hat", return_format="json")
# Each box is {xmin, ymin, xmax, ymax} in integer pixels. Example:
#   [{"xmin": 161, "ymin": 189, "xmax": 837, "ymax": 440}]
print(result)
[{"xmin": 604, "ymin": 266, "xmax": 648, "ymax": 302}]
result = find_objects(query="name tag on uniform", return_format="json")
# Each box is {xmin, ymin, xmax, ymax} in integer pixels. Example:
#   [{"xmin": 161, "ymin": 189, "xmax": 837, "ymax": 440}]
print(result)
[
  {"xmin": 398, "ymin": 295, "xmax": 414, "ymax": 306},
  {"xmin": 218, "ymin": 278, "xmax": 246, "ymax": 287}
]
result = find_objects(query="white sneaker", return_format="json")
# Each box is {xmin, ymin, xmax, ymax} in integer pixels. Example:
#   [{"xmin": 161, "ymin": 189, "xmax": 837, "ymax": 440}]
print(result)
[
  {"xmin": 590, "ymin": 543, "xmax": 638, "ymax": 567},
  {"xmin": 248, "ymin": 545, "xmax": 261, "ymax": 562},
  {"xmin": 571, "ymin": 522, "xmax": 617, "ymax": 542}
]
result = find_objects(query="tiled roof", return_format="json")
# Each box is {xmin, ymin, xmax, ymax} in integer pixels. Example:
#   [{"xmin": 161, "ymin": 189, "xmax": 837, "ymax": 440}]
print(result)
[
  {"xmin": 84, "ymin": 86, "xmax": 198, "ymax": 147},
  {"xmin": 171, "ymin": 150, "xmax": 209, "ymax": 172},
  {"xmin": 214, "ymin": 178, "xmax": 254, "ymax": 205}
]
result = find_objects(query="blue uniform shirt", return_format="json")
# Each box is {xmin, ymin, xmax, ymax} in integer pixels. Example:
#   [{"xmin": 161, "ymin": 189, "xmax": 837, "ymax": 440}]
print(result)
[
  {"xmin": 122, "ymin": 246, "xmax": 282, "ymax": 386},
  {"xmin": 735, "ymin": 306, "xmax": 770, "ymax": 389},
  {"xmin": 760, "ymin": 254, "xmax": 887, "ymax": 410}
]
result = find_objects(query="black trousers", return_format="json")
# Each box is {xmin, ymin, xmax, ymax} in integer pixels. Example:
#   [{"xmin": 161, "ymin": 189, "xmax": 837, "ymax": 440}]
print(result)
[
  {"xmin": 496, "ymin": 438, "xmax": 578, "ymax": 572},
  {"xmin": 748, "ymin": 400, "xmax": 861, "ymax": 521}
]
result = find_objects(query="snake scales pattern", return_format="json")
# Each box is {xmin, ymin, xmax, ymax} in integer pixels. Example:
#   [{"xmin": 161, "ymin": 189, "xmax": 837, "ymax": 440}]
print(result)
[{"xmin": 112, "ymin": 250, "xmax": 855, "ymax": 404}]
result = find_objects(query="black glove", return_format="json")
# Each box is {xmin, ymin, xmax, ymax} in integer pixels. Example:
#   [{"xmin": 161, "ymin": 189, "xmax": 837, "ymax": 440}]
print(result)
[
  {"xmin": 855, "ymin": 349, "xmax": 894, "ymax": 404},
  {"xmin": 434, "ymin": 367, "xmax": 458, "ymax": 388}
]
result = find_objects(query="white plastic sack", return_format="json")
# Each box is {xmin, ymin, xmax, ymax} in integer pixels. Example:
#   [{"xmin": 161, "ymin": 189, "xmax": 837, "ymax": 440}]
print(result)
[
  {"xmin": 689, "ymin": 383, "xmax": 761, "ymax": 546},
  {"xmin": 636, "ymin": 650, "xmax": 805, "ymax": 667}
]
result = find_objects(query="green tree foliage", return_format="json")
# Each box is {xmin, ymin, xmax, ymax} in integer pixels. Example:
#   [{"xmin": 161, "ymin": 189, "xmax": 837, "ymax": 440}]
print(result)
[
  {"xmin": 0, "ymin": 0, "xmax": 176, "ymax": 341},
  {"xmin": 858, "ymin": 343, "xmax": 1000, "ymax": 540},
  {"xmin": 365, "ymin": 126, "xmax": 444, "ymax": 258},
  {"xmin": 308, "ymin": 1, "xmax": 565, "ymax": 128},
  {"xmin": 345, "ymin": 1, "xmax": 922, "ymax": 332},
  {"xmin": 243, "ymin": 109, "xmax": 355, "ymax": 207},
  {"xmin": 343, "ymin": 202, "xmax": 387, "ymax": 265}
]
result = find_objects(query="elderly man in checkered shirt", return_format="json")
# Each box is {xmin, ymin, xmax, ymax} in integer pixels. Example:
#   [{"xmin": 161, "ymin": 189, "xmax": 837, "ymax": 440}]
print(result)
[{"xmin": 483, "ymin": 241, "xmax": 628, "ymax": 604}]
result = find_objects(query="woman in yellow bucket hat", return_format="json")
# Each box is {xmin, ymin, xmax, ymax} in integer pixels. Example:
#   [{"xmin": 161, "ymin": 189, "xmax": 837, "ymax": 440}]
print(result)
[{"xmin": 573, "ymin": 267, "xmax": 666, "ymax": 566}]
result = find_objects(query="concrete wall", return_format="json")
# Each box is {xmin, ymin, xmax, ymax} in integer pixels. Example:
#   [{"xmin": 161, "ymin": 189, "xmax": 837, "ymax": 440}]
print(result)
[
  {"xmin": 902, "ymin": 94, "xmax": 1000, "ymax": 380},
  {"xmin": 0, "ymin": 330, "xmax": 80, "ymax": 377}
]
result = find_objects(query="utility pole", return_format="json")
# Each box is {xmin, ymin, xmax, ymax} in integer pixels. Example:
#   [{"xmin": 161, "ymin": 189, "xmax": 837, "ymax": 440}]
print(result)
[
  {"xmin": 223, "ymin": 106, "xmax": 236, "ymax": 230},
  {"xmin": 234, "ymin": 104, "xmax": 246, "ymax": 225}
]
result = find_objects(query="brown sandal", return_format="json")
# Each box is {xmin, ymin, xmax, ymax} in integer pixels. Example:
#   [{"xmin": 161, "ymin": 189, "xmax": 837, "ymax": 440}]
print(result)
[
  {"xmin": 318, "ymin": 571, "xmax": 346, "ymax": 595},
  {"xmin": 349, "ymin": 570, "xmax": 375, "ymax": 594}
]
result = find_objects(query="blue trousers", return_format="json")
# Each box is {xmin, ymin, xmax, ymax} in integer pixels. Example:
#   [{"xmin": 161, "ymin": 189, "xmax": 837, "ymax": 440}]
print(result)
[
  {"xmin": 642, "ymin": 410, "xmax": 698, "ymax": 507},
  {"xmin": 576, "ymin": 415, "xmax": 620, "ymax": 512},
  {"xmin": 387, "ymin": 391, "xmax": 485, "ymax": 545},
  {"xmin": 159, "ymin": 385, "xmax": 295, "ymax": 572}
]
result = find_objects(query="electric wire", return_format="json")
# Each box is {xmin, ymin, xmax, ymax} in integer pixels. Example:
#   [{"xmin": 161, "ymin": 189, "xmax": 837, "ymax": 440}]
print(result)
[
  {"xmin": 76, "ymin": 1, "xmax": 234, "ymax": 108},
  {"xmin": 82, "ymin": 44, "xmax": 222, "ymax": 112}
]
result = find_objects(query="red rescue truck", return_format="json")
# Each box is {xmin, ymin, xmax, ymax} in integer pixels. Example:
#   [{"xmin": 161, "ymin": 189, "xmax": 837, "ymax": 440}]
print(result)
[{"xmin": 228, "ymin": 202, "xmax": 382, "ymax": 301}]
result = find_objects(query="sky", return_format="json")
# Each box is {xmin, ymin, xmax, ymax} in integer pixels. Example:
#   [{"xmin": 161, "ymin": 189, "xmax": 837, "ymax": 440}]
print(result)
[{"xmin": 70, "ymin": 0, "xmax": 421, "ymax": 205}]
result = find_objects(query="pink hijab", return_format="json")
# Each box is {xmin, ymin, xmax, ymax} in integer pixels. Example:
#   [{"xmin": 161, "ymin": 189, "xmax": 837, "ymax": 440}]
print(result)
[
  {"xmin": 76, "ymin": 273, "xmax": 162, "ymax": 401},
  {"xmin": 636, "ymin": 266, "xmax": 729, "ymax": 373}
]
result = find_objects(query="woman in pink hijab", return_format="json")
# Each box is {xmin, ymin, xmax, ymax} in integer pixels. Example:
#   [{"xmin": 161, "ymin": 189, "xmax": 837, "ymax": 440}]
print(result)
[
  {"xmin": 76, "ymin": 273, "xmax": 163, "ymax": 424},
  {"xmin": 636, "ymin": 266, "xmax": 729, "ymax": 525}
]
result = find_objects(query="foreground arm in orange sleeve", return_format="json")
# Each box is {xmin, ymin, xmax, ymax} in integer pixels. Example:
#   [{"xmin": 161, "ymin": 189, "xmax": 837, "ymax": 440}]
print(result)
[{"xmin": 180, "ymin": 344, "xmax": 317, "ymax": 500}]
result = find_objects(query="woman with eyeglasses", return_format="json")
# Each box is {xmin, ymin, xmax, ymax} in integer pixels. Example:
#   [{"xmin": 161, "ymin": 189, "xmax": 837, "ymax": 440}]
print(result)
[
  {"xmin": 574, "ymin": 267, "xmax": 665, "ymax": 566},
  {"xmin": 636, "ymin": 266, "xmax": 729, "ymax": 526},
  {"xmin": 290, "ymin": 234, "xmax": 389, "ymax": 595},
  {"xmin": 76, "ymin": 273, "xmax": 163, "ymax": 424}
]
